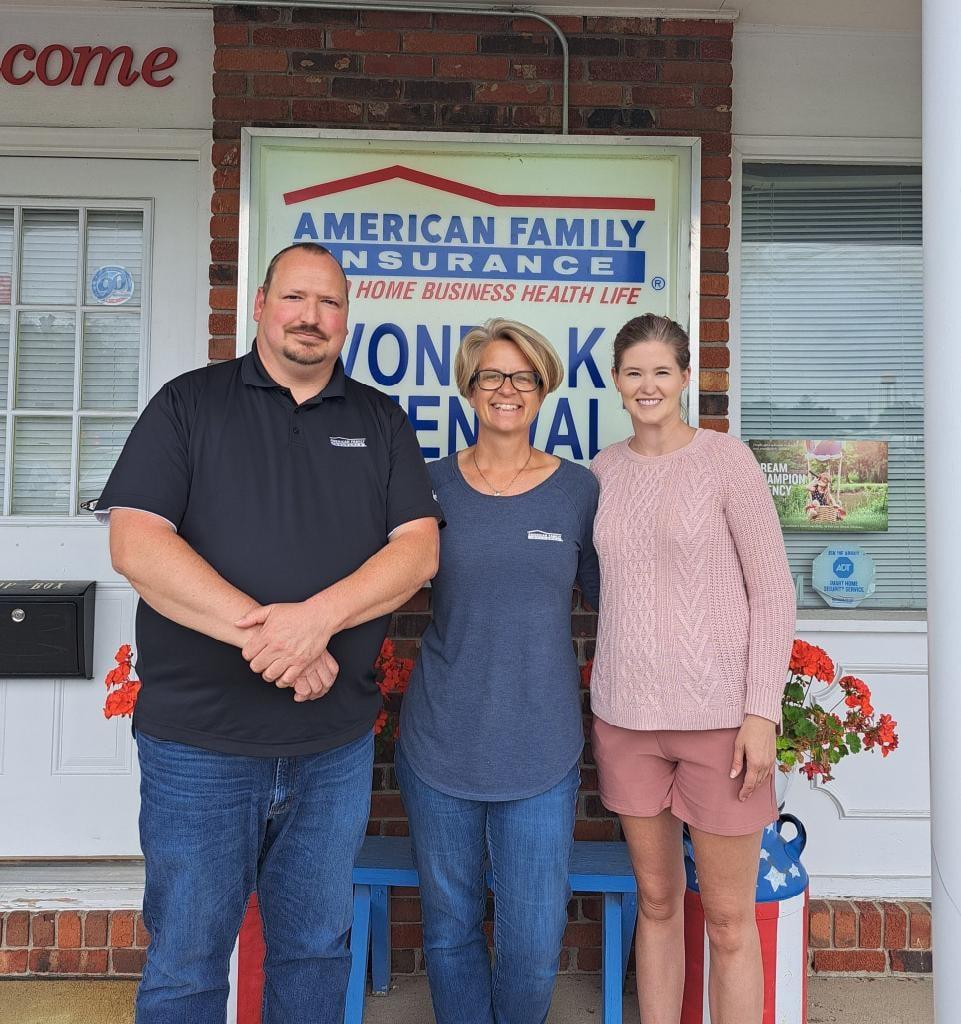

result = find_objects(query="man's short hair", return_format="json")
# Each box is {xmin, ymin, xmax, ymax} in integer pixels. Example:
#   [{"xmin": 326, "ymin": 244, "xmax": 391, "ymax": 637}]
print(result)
[{"xmin": 261, "ymin": 242, "xmax": 348, "ymax": 297}]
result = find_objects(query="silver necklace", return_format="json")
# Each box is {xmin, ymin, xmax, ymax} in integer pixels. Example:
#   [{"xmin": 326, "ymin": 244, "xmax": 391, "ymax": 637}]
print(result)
[{"xmin": 471, "ymin": 447, "xmax": 533, "ymax": 496}]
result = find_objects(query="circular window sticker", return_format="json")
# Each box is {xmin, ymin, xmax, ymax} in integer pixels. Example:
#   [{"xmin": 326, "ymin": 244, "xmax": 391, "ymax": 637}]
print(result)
[{"xmin": 91, "ymin": 265, "xmax": 135, "ymax": 305}]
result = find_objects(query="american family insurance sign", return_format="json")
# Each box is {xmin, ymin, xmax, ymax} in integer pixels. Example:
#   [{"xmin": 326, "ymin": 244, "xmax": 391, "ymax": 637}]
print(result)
[{"xmin": 240, "ymin": 131, "xmax": 697, "ymax": 462}]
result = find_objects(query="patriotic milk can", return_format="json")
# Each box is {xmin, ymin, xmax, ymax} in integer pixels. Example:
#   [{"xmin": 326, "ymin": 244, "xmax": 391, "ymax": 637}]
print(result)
[{"xmin": 680, "ymin": 813, "xmax": 809, "ymax": 1024}]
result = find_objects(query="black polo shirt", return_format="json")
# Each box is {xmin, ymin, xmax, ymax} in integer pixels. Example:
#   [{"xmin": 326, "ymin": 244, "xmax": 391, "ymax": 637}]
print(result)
[{"xmin": 97, "ymin": 345, "xmax": 441, "ymax": 756}]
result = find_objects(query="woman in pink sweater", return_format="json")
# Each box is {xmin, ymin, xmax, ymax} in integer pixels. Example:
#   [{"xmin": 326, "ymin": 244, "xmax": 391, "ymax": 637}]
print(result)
[{"xmin": 590, "ymin": 314, "xmax": 795, "ymax": 1024}]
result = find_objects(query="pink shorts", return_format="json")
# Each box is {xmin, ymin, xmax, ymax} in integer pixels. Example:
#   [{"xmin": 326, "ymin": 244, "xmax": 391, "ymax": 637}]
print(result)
[{"xmin": 591, "ymin": 717, "xmax": 777, "ymax": 837}]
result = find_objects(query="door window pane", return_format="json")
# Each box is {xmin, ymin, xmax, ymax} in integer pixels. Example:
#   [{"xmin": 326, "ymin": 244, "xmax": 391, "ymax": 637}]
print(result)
[
  {"xmin": 78, "ymin": 417, "xmax": 135, "ymax": 514},
  {"xmin": 20, "ymin": 209, "xmax": 79, "ymax": 305},
  {"xmin": 85, "ymin": 210, "xmax": 144, "ymax": 307},
  {"xmin": 15, "ymin": 312, "xmax": 76, "ymax": 409},
  {"xmin": 81, "ymin": 313, "xmax": 139, "ymax": 410},
  {"xmin": 12, "ymin": 417, "xmax": 72, "ymax": 514}
]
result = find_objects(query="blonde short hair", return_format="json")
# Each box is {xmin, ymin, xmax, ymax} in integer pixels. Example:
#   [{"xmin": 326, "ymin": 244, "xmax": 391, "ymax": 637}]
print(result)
[{"xmin": 454, "ymin": 318, "xmax": 564, "ymax": 399}]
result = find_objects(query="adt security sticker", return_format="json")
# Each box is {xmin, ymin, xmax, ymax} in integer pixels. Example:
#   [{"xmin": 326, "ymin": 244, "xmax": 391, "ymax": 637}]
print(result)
[
  {"xmin": 812, "ymin": 546, "xmax": 876, "ymax": 608},
  {"xmin": 91, "ymin": 265, "xmax": 134, "ymax": 305}
]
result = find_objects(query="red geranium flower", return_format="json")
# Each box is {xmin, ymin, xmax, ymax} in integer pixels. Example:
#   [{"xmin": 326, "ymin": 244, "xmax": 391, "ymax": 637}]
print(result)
[{"xmin": 103, "ymin": 645, "xmax": 140, "ymax": 719}]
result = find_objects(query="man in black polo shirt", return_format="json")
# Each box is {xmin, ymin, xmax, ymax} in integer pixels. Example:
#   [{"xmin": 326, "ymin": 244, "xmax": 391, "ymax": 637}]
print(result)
[{"xmin": 97, "ymin": 243, "xmax": 440, "ymax": 1024}]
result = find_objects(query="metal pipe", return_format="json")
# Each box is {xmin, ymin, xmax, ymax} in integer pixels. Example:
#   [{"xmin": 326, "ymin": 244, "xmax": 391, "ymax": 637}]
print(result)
[{"xmin": 203, "ymin": 0, "xmax": 570, "ymax": 133}]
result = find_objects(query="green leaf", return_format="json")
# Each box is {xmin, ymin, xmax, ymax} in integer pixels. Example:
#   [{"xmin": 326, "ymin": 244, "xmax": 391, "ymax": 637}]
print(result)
[
  {"xmin": 846, "ymin": 733, "xmax": 862, "ymax": 753},
  {"xmin": 796, "ymin": 718, "xmax": 817, "ymax": 739},
  {"xmin": 785, "ymin": 683, "xmax": 805, "ymax": 703}
]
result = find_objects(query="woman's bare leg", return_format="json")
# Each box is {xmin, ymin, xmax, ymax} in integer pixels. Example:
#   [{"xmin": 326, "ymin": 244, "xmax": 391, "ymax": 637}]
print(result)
[
  {"xmin": 689, "ymin": 827, "xmax": 764, "ymax": 1024},
  {"xmin": 619, "ymin": 809, "xmax": 686, "ymax": 1024}
]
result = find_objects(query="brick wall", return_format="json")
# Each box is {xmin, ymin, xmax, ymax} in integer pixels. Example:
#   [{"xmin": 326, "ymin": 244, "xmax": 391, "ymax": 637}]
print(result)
[
  {"xmin": 208, "ymin": 4, "xmax": 732, "ymax": 431},
  {"xmin": 0, "ymin": 901, "xmax": 932, "ymax": 979}
]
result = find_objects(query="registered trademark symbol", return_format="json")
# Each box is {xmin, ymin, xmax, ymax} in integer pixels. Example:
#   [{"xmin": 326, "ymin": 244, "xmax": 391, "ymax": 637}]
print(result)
[{"xmin": 651, "ymin": 276, "xmax": 666, "ymax": 291}]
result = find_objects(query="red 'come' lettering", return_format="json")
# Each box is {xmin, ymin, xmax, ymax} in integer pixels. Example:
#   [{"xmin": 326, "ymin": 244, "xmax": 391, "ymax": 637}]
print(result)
[{"xmin": 0, "ymin": 43, "xmax": 178, "ymax": 87}]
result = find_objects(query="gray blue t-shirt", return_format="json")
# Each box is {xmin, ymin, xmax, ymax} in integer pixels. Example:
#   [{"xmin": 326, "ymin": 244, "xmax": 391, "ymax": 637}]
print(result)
[{"xmin": 398, "ymin": 453, "xmax": 600, "ymax": 801}]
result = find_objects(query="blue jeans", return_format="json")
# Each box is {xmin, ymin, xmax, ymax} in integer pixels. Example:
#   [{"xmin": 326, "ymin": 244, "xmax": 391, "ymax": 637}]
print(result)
[
  {"xmin": 134, "ymin": 728, "xmax": 373, "ymax": 1024},
  {"xmin": 395, "ymin": 748, "xmax": 578, "ymax": 1024}
]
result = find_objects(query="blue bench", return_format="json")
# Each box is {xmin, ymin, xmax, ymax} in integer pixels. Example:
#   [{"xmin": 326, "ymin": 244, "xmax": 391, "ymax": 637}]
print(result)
[{"xmin": 345, "ymin": 836, "xmax": 638, "ymax": 1024}]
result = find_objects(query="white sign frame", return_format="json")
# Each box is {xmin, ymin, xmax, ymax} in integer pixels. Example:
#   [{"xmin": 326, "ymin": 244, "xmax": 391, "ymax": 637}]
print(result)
[{"xmin": 238, "ymin": 128, "xmax": 701, "ymax": 461}]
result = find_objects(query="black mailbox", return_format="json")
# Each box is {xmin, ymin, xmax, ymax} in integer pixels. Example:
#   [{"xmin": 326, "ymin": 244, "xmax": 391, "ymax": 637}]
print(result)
[{"xmin": 0, "ymin": 581, "xmax": 97, "ymax": 678}]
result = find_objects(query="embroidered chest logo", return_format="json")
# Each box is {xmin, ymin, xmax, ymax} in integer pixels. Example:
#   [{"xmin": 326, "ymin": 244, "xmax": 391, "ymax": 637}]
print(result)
[
  {"xmin": 329, "ymin": 436, "xmax": 367, "ymax": 448},
  {"xmin": 527, "ymin": 529, "xmax": 563, "ymax": 542}
]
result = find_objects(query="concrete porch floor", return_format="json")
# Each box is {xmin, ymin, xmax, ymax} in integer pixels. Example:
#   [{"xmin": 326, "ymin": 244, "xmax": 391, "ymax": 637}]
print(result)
[{"xmin": 0, "ymin": 974, "xmax": 934, "ymax": 1024}]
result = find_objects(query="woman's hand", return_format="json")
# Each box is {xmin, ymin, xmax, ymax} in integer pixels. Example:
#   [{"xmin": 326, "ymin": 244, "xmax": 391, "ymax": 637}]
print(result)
[{"xmin": 730, "ymin": 714, "xmax": 777, "ymax": 802}]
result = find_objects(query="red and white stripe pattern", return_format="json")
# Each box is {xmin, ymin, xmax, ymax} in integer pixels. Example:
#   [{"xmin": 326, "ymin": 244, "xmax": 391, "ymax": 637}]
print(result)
[
  {"xmin": 227, "ymin": 897, "xmax": 266, "ymax": 1024},
  {"xmin": 681, "ymin": 887, "xmax": 808, "ymax": 1024}
]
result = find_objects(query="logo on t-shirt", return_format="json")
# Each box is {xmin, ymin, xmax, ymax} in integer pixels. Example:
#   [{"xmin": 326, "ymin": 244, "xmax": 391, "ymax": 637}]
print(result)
[
  {"xmin": 527, "ymin": 529, "xmax": 563, "ymax": 542},
  {"xmin": 329, "ymin": 436, "xmax": 367, "ymax": 448}
]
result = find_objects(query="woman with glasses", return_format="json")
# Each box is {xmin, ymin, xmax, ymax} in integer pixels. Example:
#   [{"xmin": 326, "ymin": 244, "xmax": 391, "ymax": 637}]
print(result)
[
  {"xmin": 590, "ymin": 314, "xmax": 795, "ymax": 1024},
  {"xmin": 396, "ymin": 318, "xmax": 599, "ymax": 1024}
]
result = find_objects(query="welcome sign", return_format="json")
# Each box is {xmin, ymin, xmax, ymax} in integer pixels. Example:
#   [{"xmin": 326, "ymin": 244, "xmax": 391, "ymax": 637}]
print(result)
[{"xmin": 240, "ymin": 130, "xmax": 697, "ymax": 463}]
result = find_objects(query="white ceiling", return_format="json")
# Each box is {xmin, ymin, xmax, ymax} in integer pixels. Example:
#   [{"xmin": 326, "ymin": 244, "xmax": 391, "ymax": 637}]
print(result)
[{"xmin": 8, "ymin": 0, "xmax": 921, "ymax": 32}]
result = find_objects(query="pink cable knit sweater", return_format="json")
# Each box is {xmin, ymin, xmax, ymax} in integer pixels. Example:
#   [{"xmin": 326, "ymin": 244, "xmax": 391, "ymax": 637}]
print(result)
[{"xmin": 590, "ymin": 429, "xmax": 796, "ymax": 730}]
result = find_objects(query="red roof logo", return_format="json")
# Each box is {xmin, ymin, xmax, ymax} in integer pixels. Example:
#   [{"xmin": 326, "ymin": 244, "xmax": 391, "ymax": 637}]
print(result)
[{"xmin": 283, "ymin": 164, "xmax": 656, "ymax": 212}]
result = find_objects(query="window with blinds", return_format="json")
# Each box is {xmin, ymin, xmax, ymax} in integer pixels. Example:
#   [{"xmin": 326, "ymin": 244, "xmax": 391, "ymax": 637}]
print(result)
[
  {"xmin": 0, "ymin": 204, "xmax": 145, "ymax": 516},
  {"xmin": 740, "ymin": 164, "xmax": 923, "ymax": 611}
]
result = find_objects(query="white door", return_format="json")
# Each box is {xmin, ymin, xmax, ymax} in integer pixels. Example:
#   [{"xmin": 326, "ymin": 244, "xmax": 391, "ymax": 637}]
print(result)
[{"xmin": 0, "ymin": 156, "xmax": 205, "ymax": 856}]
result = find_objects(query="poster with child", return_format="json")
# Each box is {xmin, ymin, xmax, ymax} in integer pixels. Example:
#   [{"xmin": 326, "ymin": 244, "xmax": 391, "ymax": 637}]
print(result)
[{"xmin": 747, "ymin": 439, "xmax": 888, "ymax": 531}]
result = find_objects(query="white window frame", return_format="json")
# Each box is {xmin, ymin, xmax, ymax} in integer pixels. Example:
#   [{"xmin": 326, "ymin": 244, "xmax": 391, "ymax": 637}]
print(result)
[
  {"xmin": 730, "ymin": 134, "xmax": 923, "ymax": 632},
  {"xmin": 0, "ymin": 196, "xmax": 152, "ymax": 519}
]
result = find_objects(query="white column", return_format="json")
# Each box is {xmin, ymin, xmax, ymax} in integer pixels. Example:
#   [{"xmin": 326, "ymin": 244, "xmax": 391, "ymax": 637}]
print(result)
[{"xmin": 924, "ymin": 1, "xmax": 961, "ymax": 1016}]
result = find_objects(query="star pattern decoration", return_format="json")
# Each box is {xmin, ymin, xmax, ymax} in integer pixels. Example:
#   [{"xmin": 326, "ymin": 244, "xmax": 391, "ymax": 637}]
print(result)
[
  {"xmin": 764, "ymin": 866, "xmax": 787, "ymax": 893},
  {"xmin": 789, "ymin": 864, "xmax": 801, "ymax": 878},
  {"xmin": 759, "ymin": 848, "xmax": 770, "ymax": 861}
]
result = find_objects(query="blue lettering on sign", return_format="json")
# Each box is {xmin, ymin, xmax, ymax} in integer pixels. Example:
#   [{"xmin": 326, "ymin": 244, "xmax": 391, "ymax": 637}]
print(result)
[
  {"xmin": 294, "ymin": 212, "xmax": 319, "ymax": 240},
  {"xmin": 448, "ymin": 399, "xmax": 478, "ymax": 454},
  {"xmin": 568, "ymin": 327, "xmax": 606, "ymax": 388},
  {"xmin": 545, "ymin": 399, "xmax": 583, "ymax": 460},
  {"xmin": 409, "ymin": 395, "xmax": 441, "ymax": 459},
  {"xmin": 344, "ymin": 325, "xmax": 609, "ymax": 460},
  {"xmin": 833, "ymin": 557, "xmax": 855, "ymax": 578},
  {"xmin": 320, "ymin": 242, "xmax": 644, "ymax": 284},
  {"xmin": 367, "ymin": 323, "xmax": 408, "ymax": 386},
  {"xmin": 415, "ymin": 324, "xmax": 452, "ymax": 386}
]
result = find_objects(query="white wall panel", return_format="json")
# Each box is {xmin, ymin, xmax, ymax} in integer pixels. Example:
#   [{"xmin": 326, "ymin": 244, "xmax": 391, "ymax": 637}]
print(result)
[
  {"xmin": 789, "ymin": 624, "xmax": 930, "ymax": 898},
  {"xmin": 734, "ymin": 27, "xmax": 920, "ymax": 141}
]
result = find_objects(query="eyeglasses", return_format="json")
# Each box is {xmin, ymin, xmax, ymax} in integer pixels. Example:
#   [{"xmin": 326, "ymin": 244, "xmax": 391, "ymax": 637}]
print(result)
[{"xmin": 471, "ymin": 369, "xmax": 542, "ymax": 392}]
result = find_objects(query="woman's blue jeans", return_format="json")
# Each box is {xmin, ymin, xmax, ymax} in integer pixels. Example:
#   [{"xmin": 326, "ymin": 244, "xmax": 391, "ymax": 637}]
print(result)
[
  {"xmin": 396, "ymin": 747, "xmax": 579, "ymax": 1024},
  {"xmin": 134, "ymin": 728, "xmax": 372, "ymax": 1024}
]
